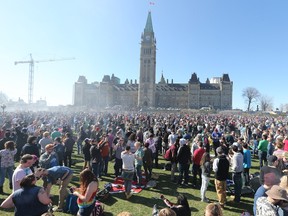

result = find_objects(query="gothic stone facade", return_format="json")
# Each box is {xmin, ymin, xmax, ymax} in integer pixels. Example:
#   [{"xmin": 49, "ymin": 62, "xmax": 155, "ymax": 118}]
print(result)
[{"xmin": 73, "ymin": 12, "xmax": 233, "ymax": 110}]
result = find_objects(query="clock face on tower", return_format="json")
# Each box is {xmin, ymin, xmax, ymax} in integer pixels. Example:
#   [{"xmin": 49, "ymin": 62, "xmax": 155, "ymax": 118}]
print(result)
[{"xmin": 145, "ymin": 35, "xmax": 150, "ymax": 41}]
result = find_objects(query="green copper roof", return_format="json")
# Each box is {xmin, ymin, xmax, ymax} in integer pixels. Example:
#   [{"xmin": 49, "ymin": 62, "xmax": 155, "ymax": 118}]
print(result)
[{"xmin": 144, "ymin": 11, "xmax": 153, "ymax": 33}]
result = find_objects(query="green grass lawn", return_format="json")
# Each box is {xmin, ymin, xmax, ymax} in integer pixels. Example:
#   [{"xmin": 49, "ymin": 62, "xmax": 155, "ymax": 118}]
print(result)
[{"xmin": 0, "ymin": 153, "xmax": 259, "ymax": 216}]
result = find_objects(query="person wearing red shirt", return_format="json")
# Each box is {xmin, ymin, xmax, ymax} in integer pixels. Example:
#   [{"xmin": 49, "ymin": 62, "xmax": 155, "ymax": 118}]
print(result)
[{"xmin": 192, "ymin": 141, "xmax": 205, "ymax": 187}]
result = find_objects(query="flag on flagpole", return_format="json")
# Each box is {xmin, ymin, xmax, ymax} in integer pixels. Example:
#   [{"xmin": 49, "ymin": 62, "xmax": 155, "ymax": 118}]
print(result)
[{"xmin": 149, "ymin": 2, "xmax": 155, "ymax": 5}]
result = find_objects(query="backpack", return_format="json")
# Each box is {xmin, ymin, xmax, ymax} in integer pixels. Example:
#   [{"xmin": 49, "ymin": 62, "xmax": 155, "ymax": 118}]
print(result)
[
  {"xmin": 91, "ymin": 201, "xmax": 104, "ymax": 216},
  {"xmin": 164, "ymin": 147, "xmax": 172, "ymax": 161},
  {"xmin": 96, "ymin": 188, "xmax": 110, "ymax": 202},
  {"xmin": 64, "ymin": 194, "xmax": 79, "ymax": 215}
]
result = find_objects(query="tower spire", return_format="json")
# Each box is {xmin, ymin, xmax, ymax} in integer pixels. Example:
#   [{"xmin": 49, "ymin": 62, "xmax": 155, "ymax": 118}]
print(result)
[{"xmin": 144, "ymin": 11, "xmax": 153, "ymax": 33}]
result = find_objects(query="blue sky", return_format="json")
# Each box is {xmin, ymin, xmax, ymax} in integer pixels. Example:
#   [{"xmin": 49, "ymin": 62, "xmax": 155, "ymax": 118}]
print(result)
[{"xmin": 0, "ymin": 0, "xmax": 287, "ymax": 110}]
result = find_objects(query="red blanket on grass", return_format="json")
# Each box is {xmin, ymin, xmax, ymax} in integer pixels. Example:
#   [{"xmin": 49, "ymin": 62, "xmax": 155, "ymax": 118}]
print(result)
[{"xmin": 110, "ymin": 176, "xmax": 147, "ymax": 194}]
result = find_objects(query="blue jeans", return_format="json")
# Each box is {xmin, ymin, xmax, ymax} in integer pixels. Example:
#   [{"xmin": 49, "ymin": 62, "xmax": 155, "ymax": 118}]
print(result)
[
  {"xmin": 101, "ymin": 156, "xmax": 109, "ymax": 176},
  {"xmin": 232, "ymin": 172, "xmax": 242, "ymax": 202},
  {"xmin": 123, "ymin": 171, "xmax": 134, "ymax": 193},
  {"xmin": 136, "ymin": 165, "xmax": 142, "ymax": 185},
  {"xmin": 0, "ymin": 166, "xmax": 13, "ymax": 186},
  {"xmin": 253, "ymin": 140, "xmax": 258, "ymax": 155},
  {"xmin": 77, "ymin": 139, "xmax": 83, "ymax": 155},
  {"xmin": 258, "ymin": 151, "xmax": 267, "ymax": 168},
  {"xmin": 92, "ymin": 162, "xmax": 101, "ymax": 178}
]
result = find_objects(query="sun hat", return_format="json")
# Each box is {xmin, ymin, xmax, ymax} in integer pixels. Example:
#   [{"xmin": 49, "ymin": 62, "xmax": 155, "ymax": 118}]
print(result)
[{"xmin": 266, "ymin": 185, "xmax": 288, "ymax": 201}]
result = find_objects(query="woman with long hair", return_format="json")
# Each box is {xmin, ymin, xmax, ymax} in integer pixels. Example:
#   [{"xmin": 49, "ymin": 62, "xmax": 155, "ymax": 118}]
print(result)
[
  {"xmin": 0, "ymin": 141, "xmax": 17, "ymax": 193},
  {"xmin": 71, "ymin": 169, "xmax": 98, "ymax": 216},
  {"xmin": 200, "ymin": 152, "xmax": 211, "ymax": 203},
  {"xmin": 160, "ymin": 193, "xmax": 191, "ymax": 216}
]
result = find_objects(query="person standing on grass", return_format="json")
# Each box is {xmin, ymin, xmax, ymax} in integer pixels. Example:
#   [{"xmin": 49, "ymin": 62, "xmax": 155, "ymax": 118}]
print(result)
[
  {"xmin": 121, "ymin": 145, "xmax": 135, "ymax": 199},
  {"xmin": 200, "ymin": 152, "xmax": 211, "ymax": 203},
  {"xmin": 177, "ymin": 138, "xmax": 191, "ymax": 186},
  {"xmin": 63, "ymin": 132, "xmax": 75, "ymax": 168},
  {"xmin": 243, "ymin": 143, "xmax": 252, "ymax": 186},
  {"xmin": 100, "ymin": 134, "xmax": 110, "ymax": 176},
  {"xmin": 42, "ymin": 166, "xmax": 73, "ymax": 212},
  {"xmin": 192, "ymin": 141, "xmax": 205, "ymax": 188},
  {"xmin": 90, "ymin": 139, "xmax": 105, "ymax": 180},
  {"xmin": 77, "ymin": 126, "xmax": 87, "ymax": 155},
  {"xmin": 213, "ymin": 147, "xmax": 229, "ymax": 208},
  {"xmin": 39, "ymin": 131, "xmax": 53, "ymax": 154},
  {"xmin": 170, "ymin": 138, "xmax": 179, "ymax": 183},
  {"xmin": 134, "ymin": 141, "xmax": 144, "ymax": 187},
  {"xmin": 113, "ymin": 137, "xmax": 125, "ymax": 178},
  {"xmin": 12, "ymin": 154, "xmax": 35, "ymax": 192},
  {"xmin": 0, "ymin": 141, "xmax": 17, "ymax": 193},
  {"xmin": 258, "ymin": 134, "xmax": 269, "ymax": 168},
  {"xmin": 21, "ymin": 136, "xmax": 39, "ymax": 160},
  {"xmin": 54, "ymin": 137, "xmax": 65, "ymax": 166},
  {"xmin": 230, "ymin": 144, "xmax": 244, "ymax": 203},
  {"xmin": 82, "ymin": 138, "xmax": 92, "ymax": 170},
  {"xmin": 211, "ymin": 128, "xmax": 221, "ymax": 157},
  {"xmin": 39, "ymin": 144, "xmax": 59, "ymax": 169},
  {"xmin": 143, "ymin": 141, "xmax": 153, "ymax": 181}
]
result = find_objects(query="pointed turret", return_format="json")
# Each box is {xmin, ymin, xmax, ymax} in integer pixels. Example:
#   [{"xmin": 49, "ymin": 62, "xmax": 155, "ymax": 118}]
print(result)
[
  {"xmin": 144, "ymin": 11, "xmax": 153, "ymax": 33},
  {"xmin": 159, "ymin": 72, "xmax": 166, "ymax": 84},
  {"xmin": 138, "ymin": 11, "xmax": 156, "ymax": 107},
  {"xmin": 189, "ymin": 73, "xmax": 199, "ymax": 84}
]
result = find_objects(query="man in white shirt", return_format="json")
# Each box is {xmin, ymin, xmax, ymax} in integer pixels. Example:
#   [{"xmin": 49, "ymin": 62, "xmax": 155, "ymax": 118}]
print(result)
[
  {"xmin": 121, "ymin": 146, "xmax": 135, "ymax": 199},
  {"xmin": 12, "ymin": 154, "xmax": 36, "ymax": 191}
]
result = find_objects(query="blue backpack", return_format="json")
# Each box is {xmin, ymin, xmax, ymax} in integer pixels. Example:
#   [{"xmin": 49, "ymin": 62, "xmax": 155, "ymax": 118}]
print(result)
[{"xmin": 64, "ymin": 194, "xmax": 79, "ymax": 215}]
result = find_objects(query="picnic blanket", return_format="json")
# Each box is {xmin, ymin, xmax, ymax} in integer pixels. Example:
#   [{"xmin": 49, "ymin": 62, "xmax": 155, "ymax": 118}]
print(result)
[{"xmin": 110, "ymin": 176, "xmax": 146, "ymax": 194}]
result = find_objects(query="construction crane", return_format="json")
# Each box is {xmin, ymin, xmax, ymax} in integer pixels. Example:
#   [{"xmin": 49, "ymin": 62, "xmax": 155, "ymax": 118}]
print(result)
[{"xmin": 15, "ymin": 54, "xmax": 75, "ymax": 104}]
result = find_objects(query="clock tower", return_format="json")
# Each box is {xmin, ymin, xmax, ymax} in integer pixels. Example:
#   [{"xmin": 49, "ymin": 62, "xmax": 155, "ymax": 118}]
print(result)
[{"xmin": 138, "ymin": 11, "xmax": 156, "ymax": 107}]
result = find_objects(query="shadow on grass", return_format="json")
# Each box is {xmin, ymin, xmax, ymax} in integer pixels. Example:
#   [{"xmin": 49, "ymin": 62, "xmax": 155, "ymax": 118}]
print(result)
[{"xmin": 102, "ymin": 195, "xmax": 118, "ymax": 206}]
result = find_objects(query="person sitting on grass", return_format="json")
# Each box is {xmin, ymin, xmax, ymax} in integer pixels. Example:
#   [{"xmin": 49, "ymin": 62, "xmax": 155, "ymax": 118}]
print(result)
[
  {"xmin": 71, "ymin": 169, "xmax": 98, "ymax": 216},
  {"xmin": 0, "ymin": 173, "xmax": 51, "ymax": 216},
  {"xmin": 159, "ymin": 194, "xmax": 191, "ymax": 216}
]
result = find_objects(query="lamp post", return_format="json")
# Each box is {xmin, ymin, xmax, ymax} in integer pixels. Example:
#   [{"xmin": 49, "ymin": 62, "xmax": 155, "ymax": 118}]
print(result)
[{"xmin": 1, "ymin": 104, "xmax": 6, "ymax": 116}]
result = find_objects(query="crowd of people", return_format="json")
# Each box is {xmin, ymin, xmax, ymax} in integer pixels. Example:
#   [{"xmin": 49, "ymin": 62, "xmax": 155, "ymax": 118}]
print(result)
[{"xmin": 0, "ymin": 110, "xmax": 287, "ymax": 215}]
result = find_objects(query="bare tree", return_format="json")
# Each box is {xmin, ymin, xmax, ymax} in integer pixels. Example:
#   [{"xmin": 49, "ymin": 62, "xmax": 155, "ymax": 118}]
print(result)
[
  {"xmin": 259, "ymin": 95, "xmax": 273, "ymax": 111},
  {"xmin": 242, "ymin": 87, "xmax": 260, "ymax": 111},
  {"xmin": 280, "ymin": 103, "xmax": 288, "ymax": 112}
]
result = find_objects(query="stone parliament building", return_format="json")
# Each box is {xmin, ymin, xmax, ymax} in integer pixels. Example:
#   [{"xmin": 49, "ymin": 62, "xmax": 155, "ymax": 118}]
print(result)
[{"xmin": 73, "ymin": 12, "xmax": 233, "ymax": 110}]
